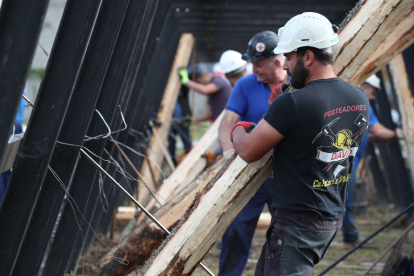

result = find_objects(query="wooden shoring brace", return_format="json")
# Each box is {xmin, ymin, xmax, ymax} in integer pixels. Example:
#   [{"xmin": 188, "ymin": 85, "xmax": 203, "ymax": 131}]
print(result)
[
  {"xmin": 137, "ymin": 111, "xmax": 222, "ymax": 222},
  {"xmin": 139, "ymin": 1, "xmax": 414, "ymax": 275},
  {"xmin": 350, "ymin": 10, "xmax": 414, "ymax": 86},
  {"xmin": 389, "ymin": 54, "xmax": 414, "ymax": 190},
  {"xmin": 100, "ymin": 158, "xmax": 226, "ymax": 275},
  {"xmin": 138, "ymin": 33, "xmax": 194, "ymax": 205},
  {"xmin": 333, "ymin": 0, "xmax": 414, "ymax": 84}
]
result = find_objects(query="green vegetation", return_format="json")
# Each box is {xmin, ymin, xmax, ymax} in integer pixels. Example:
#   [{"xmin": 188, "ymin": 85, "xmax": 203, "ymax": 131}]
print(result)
[{"xmin": 29, "ymin": 68, "xmax": 45, "ymax": 79}]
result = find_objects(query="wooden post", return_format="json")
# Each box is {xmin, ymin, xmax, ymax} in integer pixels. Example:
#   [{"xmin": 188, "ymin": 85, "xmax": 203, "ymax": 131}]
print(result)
[
  {"xmin": 140, "ymin": 153, "xmax": 272, "ymax": 276},
  {"xmin": 333, "ymin": 0, "xmax": 414, "ymax": 82},
  {"xmin": 138, "ymin": 33, "xmax": 195, "ymax": 205},
  {"xmin": 139, "ymin": 1, "xmax": 414, "ymax": 274},
  {"xmin": 100, "ymin": 158, "xmax": 226, "ymax": 276},
  {"xmin": 350, "ymin": 10, "xmax": 414, "ymax": 86},
  {"xmin": 389, "ymin": 54, "xmax": 414, "ymax": 189},
  {"xmin": 138, "ymin": 111, "xmax": 222, "ymax": 219}
]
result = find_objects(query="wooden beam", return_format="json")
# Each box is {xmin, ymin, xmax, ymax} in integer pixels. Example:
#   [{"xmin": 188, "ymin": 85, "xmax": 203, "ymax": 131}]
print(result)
[
  {"xmin": 149, "ymin": 120, "xmax": 176, "ymax": 171},
  {"xmin": 333, "ymin": 0, "xmax": 414, "ymax": 83},
  {"xmin": 350, "ymin": 10, "xmax": 414, "ymax": 86},
  {"xmin": 138, "ymin": 1, "xmax": 414, "ymax": 274},
  {"xmin": 100, "ymin": 157, "xmax": 226, "ymax": 275},
  {"xmin": 388, "ymin": 54, "xmax": 414, "ymax": 190},
  {"xmin": 138, "ymin": 111, "xmax": 222, "ymax": 219},
  {"xmin": 140, "ymin": 153, "xmax": 272, "ymax": 276},
  {"xmin": 138, "ymin": 33, "xmax": 194, "ymax": 205}
]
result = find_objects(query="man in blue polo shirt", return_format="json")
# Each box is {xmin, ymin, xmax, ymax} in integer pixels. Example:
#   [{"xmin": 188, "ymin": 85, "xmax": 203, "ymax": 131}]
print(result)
[
  {"xmin": 217, "ymin": 31, "xmax": 288, "ymax": 276},
  {"xmin": 343, "ymin": 74, "xmax": 397, "ymax": 244}
]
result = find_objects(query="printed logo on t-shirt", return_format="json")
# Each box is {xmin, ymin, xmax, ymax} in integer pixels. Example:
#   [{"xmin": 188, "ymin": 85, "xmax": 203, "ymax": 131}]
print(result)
[{"xmin": 312, "ymin": 113, "xmax": 368, "ymax": 187}]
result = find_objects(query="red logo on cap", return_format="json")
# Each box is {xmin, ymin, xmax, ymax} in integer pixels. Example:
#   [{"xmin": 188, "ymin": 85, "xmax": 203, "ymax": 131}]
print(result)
[{"xmin": 256, "ymin": 42, "xmax": 265, "ymax": 52}]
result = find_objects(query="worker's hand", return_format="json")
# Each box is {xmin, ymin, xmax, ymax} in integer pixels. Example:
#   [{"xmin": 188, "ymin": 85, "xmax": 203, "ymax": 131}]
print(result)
[
  {"xmin": 222, "ymin": 149, "xmax": 235, "ymax": 160},
  {"xmin": 268, "ymin": 81, "xmax": 290, "ymax": 105},
  {"xmin": 392, "ymin": 130, "xmax": 398, "ymax": 140},
  {"xmin": 177, "ymin": 67, "xmax": 189, "ymax": 85},
  {"xmin": 230, "ymin": 121, "xmax": 256, "ymax": 142}
]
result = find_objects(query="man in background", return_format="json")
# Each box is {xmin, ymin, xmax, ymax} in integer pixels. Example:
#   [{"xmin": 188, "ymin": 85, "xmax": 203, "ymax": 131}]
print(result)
[
  {"xmin": 220, "ymin": 50, "xmax": 248, "ymax": 87},
  {"xmin": 218, "ymin": 31, "xmax": 287, "ymax": 276},
  {"xmin": 342, "ymin": 74, "xmax": 397, "ymax": 244}
]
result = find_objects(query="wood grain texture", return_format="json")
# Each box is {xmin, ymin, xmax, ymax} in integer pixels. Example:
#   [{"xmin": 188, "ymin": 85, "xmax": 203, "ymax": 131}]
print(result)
[
  {"xmin": 100, "ymin": 158, "xmax": 226, "ymax": 275},
  {"xmin": 333, "ymin": 0, "xmax": 414, "ymax": 82},
  {"xmin": 139, "ymin": 33, "xmax": 195, "ymax": 205},
  {"xmin": 350, "ymin": 10, "xmax": 414, "ymax": 85},
  {"xmin": 389, "ymin": 54, "xmax": 414, "ymax": 189},
  {"xmin": 140, "ymin": 111, "xmax": 222, "ymax": 217},
  {"xmin": 140, "ymin": 153, "xmax": 272, "ymax": 276}
]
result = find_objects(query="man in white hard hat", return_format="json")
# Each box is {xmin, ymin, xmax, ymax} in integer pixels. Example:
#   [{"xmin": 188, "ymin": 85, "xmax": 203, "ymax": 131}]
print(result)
[
  {"xmin": 342, "ymin": 74, "xmax": 397, "ymax": 245},
  {"xmin": 218, "ymin": 31, "xmax": 287, "ymax": 276},
  {"xmin": 231, "ymin": 13, "xmax": 370, "ymax": 275},
  {"xmin": 220, "ymin": 50, "xmax": 248, "ymax": 87}
]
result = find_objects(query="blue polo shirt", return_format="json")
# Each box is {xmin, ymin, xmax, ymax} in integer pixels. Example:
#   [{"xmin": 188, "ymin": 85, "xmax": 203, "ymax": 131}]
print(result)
[
  {"xmin": 354, "ymin": 106, "xmax": 379, "ymax": 167},
  {"xmin": 226, "ymin": 74, "xmax": 271, "ymax": 124}
]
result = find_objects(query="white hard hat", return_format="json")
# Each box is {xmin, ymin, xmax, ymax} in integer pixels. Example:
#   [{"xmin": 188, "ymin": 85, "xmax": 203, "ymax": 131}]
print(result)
[
  {"xmin": 273, "ymin": 12, "xmax": 339, "ymax": 55},
  {"xmin": 219, "ymin": 50, "xmax": 247, "ymax": 74},
  {"xmin": 364, "ymin": 74, "xmax": 381, "ymax": 89}
]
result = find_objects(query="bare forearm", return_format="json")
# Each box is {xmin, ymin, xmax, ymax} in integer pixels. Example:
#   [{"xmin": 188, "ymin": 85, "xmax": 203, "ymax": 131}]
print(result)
[
  {"xmin": 370, "ymin": 123, "xmax": 397, "ymax": 140},
  {"xmin": 232, "ymin": 127, "xmax": 253, "ymax": 161},
  {"xmin": 219, "ymin": 120, "xmax": 234, "ymax": 151},
  {"xmin": 185, "ymin": 80, "xmax": 217, "ymax": 95},
  {"xmin": 196, "ymin": 111, "xmax": 212, "ymax": 122}
]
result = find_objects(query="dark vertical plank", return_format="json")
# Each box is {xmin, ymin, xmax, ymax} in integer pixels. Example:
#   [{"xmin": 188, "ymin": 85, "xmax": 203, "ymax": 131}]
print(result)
[
  {"xmin": 0, "ymin": 0, "xmax": 102, "ymax": 274},
  {"xmin": 0, "ymin": 0, "xmax": 49, "ymax": 165},
  {"xmin": 10, "ymin": 0, "xmax": 130, "ymax": 275}
]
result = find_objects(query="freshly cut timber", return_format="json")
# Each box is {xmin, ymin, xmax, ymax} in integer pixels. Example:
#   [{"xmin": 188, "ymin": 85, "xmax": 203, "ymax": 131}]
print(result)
[
  {"xmin": 137, "ymin": 111, "xmax": 222, "ymax": 222},
  {"xmin": 138, "ymin": 33, "xmax": 194, "ymax": 205},
  {"xmin": 389, "ymin": 54, "xmax": 414, "ymax": 191},
  {"xmin": 99, "ymin": 158, "xmax": 226, "ymax": 275},
  {"xmin": 139, "ymin": 1, "xmax": 414, "ymax": 275},
  {"xmin": 350, "ymin": 10, "xmax": 414, "ymax": 85},
  {"xmin": 139, "ymin": 153, "xmax": 272, "ymax": 276},
  {"xmin": 333, "ymin": 0, "xmax": 414, "ymax": 83}
]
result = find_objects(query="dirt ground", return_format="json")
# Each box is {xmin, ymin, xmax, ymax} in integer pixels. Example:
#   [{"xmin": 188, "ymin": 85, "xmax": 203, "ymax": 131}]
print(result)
[{"xmin": 73, "ymin": 204, "xmax": 414, "ymax": 276}]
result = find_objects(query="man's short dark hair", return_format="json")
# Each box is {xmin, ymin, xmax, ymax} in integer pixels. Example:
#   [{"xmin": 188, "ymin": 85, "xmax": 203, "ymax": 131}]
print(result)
[
  {"xmin": 188, "ymin": 64, "xmax": 209, "ymax": 80},
  {"xmin": 225, "ymin": 66, "xmax": 245, "ymax": 78},
  {"xmin": 296, "ymin": 47, "xmax": 333, "ymax": 65}
]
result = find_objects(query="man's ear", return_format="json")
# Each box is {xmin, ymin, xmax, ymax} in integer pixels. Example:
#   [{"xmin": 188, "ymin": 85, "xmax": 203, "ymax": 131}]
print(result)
[
  {"xmin": 275, "ymin": 58, "xmax": 281, "ymax": 68},
  {"xmin": 303, "ymin": 50, "xmax": 315, "ymax": 66}
]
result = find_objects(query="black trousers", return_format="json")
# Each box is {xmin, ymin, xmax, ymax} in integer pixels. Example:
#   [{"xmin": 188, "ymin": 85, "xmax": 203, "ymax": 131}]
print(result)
[{"xmin": 255, "ymin": 210, "xmax": 342, "ymax": 276}]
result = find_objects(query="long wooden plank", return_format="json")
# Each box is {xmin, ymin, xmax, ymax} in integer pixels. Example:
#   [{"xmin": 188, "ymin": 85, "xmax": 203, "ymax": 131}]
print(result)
[
  {"xmin": 333, "ymin": 0, "xmax": 414, "ymax": 82},
  {"xmin": 140, "ymin": 153, "xmax": 272, "ymax": 276},
  {"xmin": 139, "ymin": 111, "xmax": 222, "ymax": 217},
  {"xmin": 138, "ymin": 33, "xmax": 195, "ymax": 205},
  {"xmin": 100, "ymin": 158, "xmax": 226, "ymax": 275},
  {"xmin": 350, "ymin": 10, "xmax": 414, "ymax": 86},
  {"xmin": 139, "ymin": 1, "xmax": 414, "ymax": 275},
  {"xmin": 388, "ymin": 54, "xmax": 414, "ymax": 191}
]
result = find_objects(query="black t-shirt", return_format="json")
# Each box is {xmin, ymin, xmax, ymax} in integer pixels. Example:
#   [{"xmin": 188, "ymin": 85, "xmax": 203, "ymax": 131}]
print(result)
[
  {"xmin": 209, "ymin": 76, "xmax": 232, "ymax": 120},
  {"xmin": 264, "ymin": 78, "xmax": 369, "ymax": 220}
]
